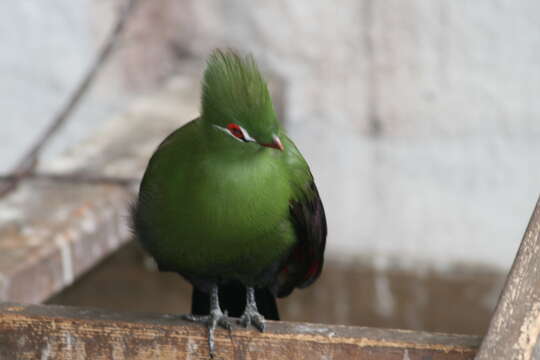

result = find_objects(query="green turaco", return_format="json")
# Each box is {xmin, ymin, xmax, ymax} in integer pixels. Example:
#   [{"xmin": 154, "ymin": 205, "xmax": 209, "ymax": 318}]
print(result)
[{"xmin": 133, "ymin": 49, "xmax": 327, "ymax": 356}]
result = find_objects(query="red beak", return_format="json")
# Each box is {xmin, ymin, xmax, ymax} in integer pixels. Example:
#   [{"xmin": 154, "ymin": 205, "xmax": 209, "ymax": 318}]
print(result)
[{"xmin": 260, "ymin": 135, "xmax": 284, "ymax": 151}]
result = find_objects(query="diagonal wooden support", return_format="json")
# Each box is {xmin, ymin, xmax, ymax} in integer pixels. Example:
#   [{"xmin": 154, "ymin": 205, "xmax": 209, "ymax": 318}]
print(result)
[
  {"xmin": 0, "ymin": 302, "xmax": 479, "ymax": 359},
  {"xmin": 476, "ymin": 196, "xmax": 540, "ymax": 359}
]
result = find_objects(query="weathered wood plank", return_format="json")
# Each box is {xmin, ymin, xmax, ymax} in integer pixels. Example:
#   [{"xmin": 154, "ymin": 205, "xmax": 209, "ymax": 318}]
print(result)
[
  {"xmin": 0, "ymin": 302, "xmax": 479, "ymax": 360},
  {"xmin": 0, "ymin": 77, "xmax": 199, "ymax": 303},
  {"xmin": 476, "ymin": 196, "xmax": 540, "ymax": 360}
]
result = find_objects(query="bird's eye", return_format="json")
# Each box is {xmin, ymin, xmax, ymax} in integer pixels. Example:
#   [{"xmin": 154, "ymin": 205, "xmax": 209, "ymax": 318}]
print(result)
[{"xmin": 227, "ymin": 123, "xmax": 245, "ymax": 140}]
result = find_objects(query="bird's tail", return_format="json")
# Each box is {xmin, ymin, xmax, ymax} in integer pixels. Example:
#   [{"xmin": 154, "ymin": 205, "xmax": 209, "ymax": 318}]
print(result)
[{"xmin": 191, "ymin": 283, "xmax": 279, "ymax": 320}]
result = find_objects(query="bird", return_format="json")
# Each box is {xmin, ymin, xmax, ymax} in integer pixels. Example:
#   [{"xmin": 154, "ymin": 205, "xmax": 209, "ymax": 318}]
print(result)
[{"xmin": 132, "ymin": 49, "xmax": 327, "ymax": 357}]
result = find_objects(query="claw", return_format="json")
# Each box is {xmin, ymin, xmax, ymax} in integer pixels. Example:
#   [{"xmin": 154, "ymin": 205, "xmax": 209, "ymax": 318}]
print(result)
[
  {"xmin": 239, "ymin": 309, "xmax": 265, "ymax": 331},
  {"xmin": 216, "ymin": 310, "xmax": 232, "ymax": 330}
]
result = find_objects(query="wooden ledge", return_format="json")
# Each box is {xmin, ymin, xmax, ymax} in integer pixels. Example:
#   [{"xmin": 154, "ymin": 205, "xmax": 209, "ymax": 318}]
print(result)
[{"xmin": 0, "ymin": 302, "xmax": 479, "ymax": 359}]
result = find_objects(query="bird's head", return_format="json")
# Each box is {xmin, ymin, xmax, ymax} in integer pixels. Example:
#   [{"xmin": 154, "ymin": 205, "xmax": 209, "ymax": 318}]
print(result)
[{"xmin": 201, "ymin": 49, "xmax": 284, "ymax": 152}]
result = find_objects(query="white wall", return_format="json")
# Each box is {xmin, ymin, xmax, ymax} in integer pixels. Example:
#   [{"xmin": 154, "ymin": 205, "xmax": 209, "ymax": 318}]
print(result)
[{"xmin": 0, "ymin": 0, "xmax": 126, "ymax": 173}]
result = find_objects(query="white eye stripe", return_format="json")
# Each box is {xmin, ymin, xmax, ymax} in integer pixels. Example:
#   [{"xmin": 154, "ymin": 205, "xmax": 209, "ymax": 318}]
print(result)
[
  {"xmin": 239, "ymin": 126, "xmax": 256, "ymax": 142},
  {"xmin": 212, "ymin": 124, "xmax": 256, "ymax": 143},
  {"xmin": 213, "ymin": 124, "xmax": 239, "ymax": 140}
]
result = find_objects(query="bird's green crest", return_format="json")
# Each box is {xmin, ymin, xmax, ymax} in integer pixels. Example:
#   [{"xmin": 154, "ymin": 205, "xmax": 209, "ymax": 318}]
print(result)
[{"xmin": 201, "ymin": 49, "xmax": 278, "ymax": 139}]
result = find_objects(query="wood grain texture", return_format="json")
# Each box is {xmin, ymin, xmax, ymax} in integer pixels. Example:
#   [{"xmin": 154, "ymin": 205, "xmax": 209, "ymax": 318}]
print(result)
[
  {"xmin": 476, "ymin": 197, "xmax": 540, "ymax": 360},
  {"xmin": 0, "ymin": 302, "xmax": 479, "ymax": 360}
]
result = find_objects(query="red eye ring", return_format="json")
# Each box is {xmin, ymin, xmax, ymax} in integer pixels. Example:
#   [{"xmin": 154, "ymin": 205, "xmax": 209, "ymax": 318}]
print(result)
[{"xmin": 226, "ymin": 123, "xmax": 245, "ymax": 139}]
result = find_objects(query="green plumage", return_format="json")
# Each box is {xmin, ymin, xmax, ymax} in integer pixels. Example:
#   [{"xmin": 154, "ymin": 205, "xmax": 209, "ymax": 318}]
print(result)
[{"xmin": 134, "ymin": 49, "xmax": 325, "ymax": 296}]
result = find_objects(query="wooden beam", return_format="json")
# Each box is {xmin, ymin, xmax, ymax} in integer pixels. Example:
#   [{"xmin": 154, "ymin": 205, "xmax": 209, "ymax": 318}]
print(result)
[
  {"xmin": 476, "ymin": 196, "xmax": 540, "ymax": 360},
  {"xmin": 0, "ymin": 302, "xmax": 479, "ymax": 360}
]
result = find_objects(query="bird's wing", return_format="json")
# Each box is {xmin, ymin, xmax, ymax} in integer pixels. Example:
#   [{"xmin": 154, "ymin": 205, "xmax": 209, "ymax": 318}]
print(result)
[{"xmin": 274, "ymin": 137, "xmax": 327, "ymax": 298}]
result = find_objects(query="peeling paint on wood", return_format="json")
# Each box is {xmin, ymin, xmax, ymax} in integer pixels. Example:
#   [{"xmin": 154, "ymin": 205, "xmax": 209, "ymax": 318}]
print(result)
[
  {"xmin": 0, "ymin": 302, "xmax": 479, "ymax": 360},
  {"xmin": 516, "ymin": 302, "xmax": 540, "ymax": 359},
  {"xmin": 476, "ymin": 197, "xmax": 540, "ymax": 360},
  {"xmin": 0, "ymin": 274, "xmax": 7, "ymax": 300},
  {"xmin": 403, "ymin": 349, "xmax": 411, "ymax": 360},
  {"xmin": 54, "ymin": 233, "xmax": 74, "ymax": 285}
]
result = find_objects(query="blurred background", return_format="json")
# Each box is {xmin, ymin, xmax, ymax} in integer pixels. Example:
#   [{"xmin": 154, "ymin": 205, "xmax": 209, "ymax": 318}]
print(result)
[{"xmin": 2, "ymin": 0, "xmax": 540, "ymax": 335}]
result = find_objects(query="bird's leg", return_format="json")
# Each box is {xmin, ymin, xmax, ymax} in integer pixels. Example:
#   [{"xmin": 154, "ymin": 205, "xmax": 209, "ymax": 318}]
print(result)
[
  {"xmin": 183, "ymin": 284, "xmax": 231, "ymax": 357},
  {"xmin": 238, "ymin": 286, "xmax": 265, "ymax": 331}
]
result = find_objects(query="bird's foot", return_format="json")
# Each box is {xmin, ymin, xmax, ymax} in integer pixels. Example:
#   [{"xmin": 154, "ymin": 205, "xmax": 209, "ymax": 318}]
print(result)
[
  {"xmin": 182, "ymin": 310, "xmax": 231, "ymax": 357},
  {"xmin": 238, "ymin": 306, "xmax": 265, "ymax": 332}
]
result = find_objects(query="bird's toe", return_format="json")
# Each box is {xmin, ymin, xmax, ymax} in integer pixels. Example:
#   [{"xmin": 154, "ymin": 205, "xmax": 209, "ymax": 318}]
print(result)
[
  {"xmin": 216, "ymin": 314, "xmax": 232, "ymax": 330},
  {"xmin": 238, "ymin": 309, "xmax": 265, "ymax": 332},
  {"xmin": 181, "ymin": 314, "xmax": 205, "ymax": 322},
  {"xmin": 182, "ymin": 311, "xmax": 231, "ymax": 330},
  {"xmin": 252, "ymin": 313, "xmax": 265, "ymax": 332}
]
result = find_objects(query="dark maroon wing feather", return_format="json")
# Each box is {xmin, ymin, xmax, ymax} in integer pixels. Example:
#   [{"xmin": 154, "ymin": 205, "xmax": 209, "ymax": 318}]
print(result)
[{"xmin": 275, "ymin": 181, "xmax": 327, "ymax": 298}]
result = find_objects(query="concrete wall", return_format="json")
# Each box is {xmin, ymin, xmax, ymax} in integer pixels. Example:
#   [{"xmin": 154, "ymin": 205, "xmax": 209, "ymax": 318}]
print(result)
[
  {"xmin": 0, "ymin": 0, "xmax": 92, "ymax": 172},
  {"xmin": 3, "ymin": 0, "xmax": 540, "ymax": 273},
  {"xmin": 0, "ymin": 0, "xmax": 151, "ymax": 173}
]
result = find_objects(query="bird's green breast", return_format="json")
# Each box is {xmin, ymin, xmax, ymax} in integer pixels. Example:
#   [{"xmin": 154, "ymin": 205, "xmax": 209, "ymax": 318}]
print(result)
[{"xmin": 137, "ymin": 120, "xmax": 298, "ymax": 283}]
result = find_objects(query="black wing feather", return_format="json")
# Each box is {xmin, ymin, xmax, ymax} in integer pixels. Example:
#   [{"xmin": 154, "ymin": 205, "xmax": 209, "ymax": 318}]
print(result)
[{"xmin": 275, "ymin": 181, "xmax": 327, "ymax": 298}]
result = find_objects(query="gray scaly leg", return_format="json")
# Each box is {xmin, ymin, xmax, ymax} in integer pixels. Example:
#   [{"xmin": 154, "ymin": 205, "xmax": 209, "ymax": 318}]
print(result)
[
  {"xmin": 238, "ymin": 286, "xmax": 265, "ymax": 331},
  {"xmin": 183, "ymin": 284, "xmax": 231, "ymax": 357}
]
